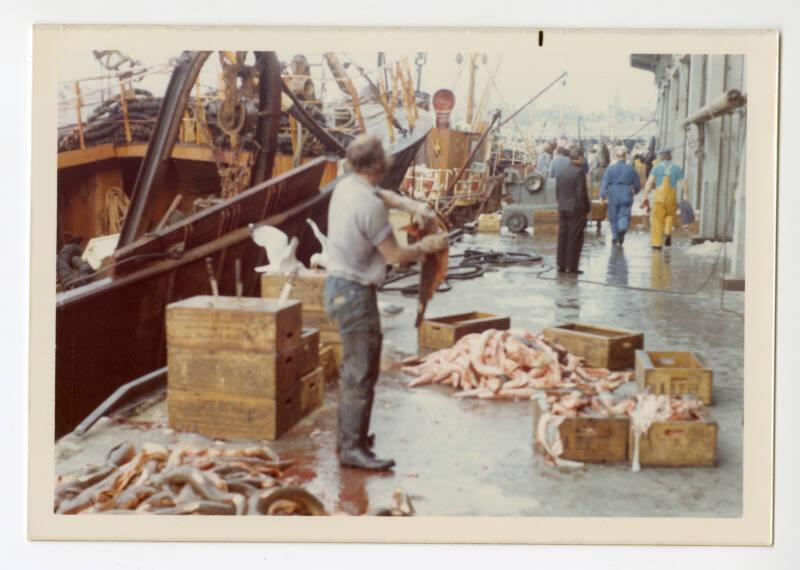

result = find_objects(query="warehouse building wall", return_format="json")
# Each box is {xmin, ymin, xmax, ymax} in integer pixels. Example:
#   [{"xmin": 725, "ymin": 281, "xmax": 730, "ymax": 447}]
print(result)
[{"xmin": 633, "ymin": 53, "xmax": 747, "ymax": 289}]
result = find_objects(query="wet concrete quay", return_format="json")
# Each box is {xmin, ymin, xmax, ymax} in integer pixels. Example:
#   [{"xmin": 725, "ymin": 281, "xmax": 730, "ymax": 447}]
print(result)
[{"xmin": 56, "ymin": 224, "xmax": 744, "ymax": 517}]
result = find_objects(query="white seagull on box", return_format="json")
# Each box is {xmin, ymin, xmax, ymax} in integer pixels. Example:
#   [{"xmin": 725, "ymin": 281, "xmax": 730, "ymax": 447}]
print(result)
[
  {"xmin": 249, "ymin": 223, "xmax": 306, "ymax": 275},
  {"xmin": 306, "ymin": 218, "xmax": 329, "ymax": 269}
]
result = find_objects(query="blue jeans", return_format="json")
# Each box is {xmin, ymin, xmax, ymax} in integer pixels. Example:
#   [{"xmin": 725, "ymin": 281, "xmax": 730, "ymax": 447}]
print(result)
[
  {"xmin": 324, "ymin": 276, "xmax": 381, "ymax": 335},
  {"xmin": 324, "ymin": 276, "xmax": 382, "ymax": 451},
  {"xmin": 607, "ymin": 189, "xmax": 634, "ymax": 240}
]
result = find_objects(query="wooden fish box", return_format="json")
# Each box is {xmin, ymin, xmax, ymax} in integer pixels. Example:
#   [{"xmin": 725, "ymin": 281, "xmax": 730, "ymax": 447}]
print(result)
[
  {"xmin": 167, "ymin": 387, "xmax": 301, "ymax": 441},
  {"xmin": 635, "ymin": 350, "xmax": 713, "ymax": 405},
  {"xmin": 299, "ymin": 328, "xmax": 321, "ymax": 375},
  {"xmin": 260, "ymin": 271, "xmax": 326, "ymax": 312},
  {"xmin": 418, "ymin": 311, "xmax": 511, "ymax": 350},
  {"xmin": 299, "ymin": 367, "xmax": 325, "ymax": 415},
  {"xmin": 477, "ymin": 213, "xmax": 502, "ymax": 233},
  {"xmin": 320, "ymin": 344, "xmax": 340, "ymax": 382},
  {"xmin": 531, "ymin": 209, "xmax": 560, "ymax": 237},
  {"xmin": 542, "ymin": 322, "xmax": 644, "ymax": 370},
  {"xmin": 674, "ymin": 218, "xmax": 701, "ymax": 236},
  {"xmin": 168, "ymin": 343, "xmax": 304, "ymax": 399},
  {"xmin": 630, "ymin": 419, "xmax": 718, "ymax": 467},
  {"xmin": 532, "ymin": 398, "xmax": 629, "ymax": 463},
  {"xmin": 589, "ymin": 200, "xmax": 608, "ymax": 221},
  {"xmin": 166, "ymin": 296, "xmax": 302, "ymax": 354},
  {"xmin": 532, "ymin": 209, "xmax": 560, "ymax": 224},
  {"xmin": 532, "ymin": 223, "xmax": 559, "ymax": 237},
  {"xmin": 631, "ymin": 214, "xmax": 650, "ymax": 230}
]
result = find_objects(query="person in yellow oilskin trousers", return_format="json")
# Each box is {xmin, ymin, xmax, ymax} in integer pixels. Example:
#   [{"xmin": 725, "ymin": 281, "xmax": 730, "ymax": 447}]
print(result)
[{"xmin": 641, "ymin": 149, "xmax": 688, "ymax": 250}]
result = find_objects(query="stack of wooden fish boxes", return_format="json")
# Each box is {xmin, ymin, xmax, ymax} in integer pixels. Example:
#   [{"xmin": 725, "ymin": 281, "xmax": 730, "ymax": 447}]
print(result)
[
  {"xmin": 534, "ymin": 323, "xmax": 717, "ymax": 467},
  {"xmin": 166, "ymin": 296, "xmax": 323, "ymax": 441},
  {"xmin": 633, "ymin": 350, "xmax": 716, "ymax": 467},
  {"xmin": 261, "ymin": 271, "xmax": 342, "ymax": 380},
  {"xmin": 534, "ymin": 321, "xmax": 642, "ymax": 465}
]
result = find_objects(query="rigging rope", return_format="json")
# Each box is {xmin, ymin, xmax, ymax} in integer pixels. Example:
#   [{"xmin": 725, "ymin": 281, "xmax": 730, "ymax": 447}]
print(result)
[{"xmin": 100, "ymin": 187, "xmax": 130, "ymax": 235}]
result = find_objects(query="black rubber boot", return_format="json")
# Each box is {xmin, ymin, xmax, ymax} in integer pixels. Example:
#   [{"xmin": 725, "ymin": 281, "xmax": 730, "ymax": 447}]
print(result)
[
  {"xmin": 337, "ymin": 331, "xmax": 394, "ymax": 471},
  {"xmin": 618, "ymin": 230, "xmax": 626, "ymax": 246},
  {"xmin": 664, "ymin": 235, "xmax": 672, "ymax": 247},
  {"xmin": 336, "ymin": 433, "xmax": 375, "ymax": 454}
]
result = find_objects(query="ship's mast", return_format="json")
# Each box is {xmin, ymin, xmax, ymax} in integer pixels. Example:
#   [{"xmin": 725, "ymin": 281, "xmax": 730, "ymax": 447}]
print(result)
[{"xmin": 466, "ymin": 53, "xmax": 478, "ymax": 126}]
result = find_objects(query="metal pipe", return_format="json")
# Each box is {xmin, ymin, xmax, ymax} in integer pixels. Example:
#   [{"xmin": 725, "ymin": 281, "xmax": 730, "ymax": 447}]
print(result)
[
  {"xmin": 444, "ymin": 111, "xmax": 501, "ymax": 214},
  {"xmin": 499, "ymin": 71, "xmax": 567, "ymax": 129},
  {"xmin": 281, "ymin": 82, "xmax": 347, "ymax": 157},
  {"xmin": 681, "ymin": 89, "xmax": 746, "ymax": 128},
  {"xmin": 235, "ymin": 259, "xmax": 242, "ymax": 299},
  {"xmin": 72, "ymin": 367, "xmax": 167, "ymax": 436},
  {"xmin": 155, "ymin": 194, "xmax": 183, "ymax": 232},
  {"xmin": 694, "ymin": 123, "xmax": 705, "ymax": 208},
  {"xmin": 249, "ymin": 52, "xmax": 283, "ymax": 188},
  {"xmin": 206, "ymin": 257, "xmax": 219, "ymax": 296},
  {"xmin": 118, "ymin": 51, "xmax": 211, "ymax": 247}
]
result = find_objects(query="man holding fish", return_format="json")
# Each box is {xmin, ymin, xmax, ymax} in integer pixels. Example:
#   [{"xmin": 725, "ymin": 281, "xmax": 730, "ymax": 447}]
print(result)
[{"xmin": 324, "ymin": 134, "xmax": 448, "ymax": 471}]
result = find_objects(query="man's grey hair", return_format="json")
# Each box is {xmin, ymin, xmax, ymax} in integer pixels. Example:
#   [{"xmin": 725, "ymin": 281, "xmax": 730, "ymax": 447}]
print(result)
[
  {"xmin": 568, "ymin": 145, "xmax": 582, "ymax": 160},
  {"xmin": 346, "ymin": 134, "xmax": 389, "ymax": 175}
]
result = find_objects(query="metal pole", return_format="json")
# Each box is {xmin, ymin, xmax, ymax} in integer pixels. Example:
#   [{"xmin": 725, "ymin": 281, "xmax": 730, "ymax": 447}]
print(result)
[
  {"xmin": 72, "ymin": 367, "xmax": 167, "ymax": 437},
  {"xmin": 681, "ymin": 89, "xmax": 746, "ymax": 128},
  {"xmin": 281, "ymin": 82, "xmax": 347, "ymax": 157},
  {"xmin": 74, "ymin": 81, "xmax": 86, "ymax": 150},
  {"xmin": 444, "ymin": 111, "xmax": 501, "ymax": 212},
  {"xmin": 499, "ymin": 71, "xmax": 567, "ymax": 129},
  {"xmin": 118, "ymin": 77, "xmax": 133, "ymax": 143},
  {"xmin": 466, "ymin": 53, "xmax": 477, "ymax": 126},
  {"xmin": 623, "ymin": 118, "xmax": 657, "ymax": 140}
]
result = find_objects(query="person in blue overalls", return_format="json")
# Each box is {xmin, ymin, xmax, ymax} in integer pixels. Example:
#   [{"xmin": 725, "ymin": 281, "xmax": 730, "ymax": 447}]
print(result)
[{"xmin": 600, "ymin": 145, "xmax": 641, "ymax": 246}]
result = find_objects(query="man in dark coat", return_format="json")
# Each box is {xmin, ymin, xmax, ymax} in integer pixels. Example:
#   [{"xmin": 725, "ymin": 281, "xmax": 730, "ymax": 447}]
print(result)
[
  {"xmin": 556, "ymin": 146, "xmax": 591, "ymax": 275},
  {"xmin": 547, "ymin": 146, "xmax": 571, "ymax": 179}
]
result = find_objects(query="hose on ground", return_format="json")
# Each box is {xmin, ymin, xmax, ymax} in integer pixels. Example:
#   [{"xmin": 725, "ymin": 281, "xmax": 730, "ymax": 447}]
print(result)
[{"xmin": 379, "ymin": 248, "xmax": 543, "ymax": 296}]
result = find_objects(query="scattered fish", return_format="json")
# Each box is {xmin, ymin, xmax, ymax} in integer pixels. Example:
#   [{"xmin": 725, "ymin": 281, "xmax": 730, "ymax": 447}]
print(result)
[{"xmin": 54, "ymin": 441, "xmax": 327, "ymax": 516}]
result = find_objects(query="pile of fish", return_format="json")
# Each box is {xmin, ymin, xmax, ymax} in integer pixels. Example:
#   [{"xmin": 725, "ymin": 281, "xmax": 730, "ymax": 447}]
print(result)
[
  {"xmin": 536, "ymin": 391, "xmax": 706, "ymax": 469},
  {"xmin": 54, "ymin": 441, "xmax": 326, "ymax": 515},
  {"xmin": 401, "ymin": 328, "xmax": 632, "ymax": 400}
]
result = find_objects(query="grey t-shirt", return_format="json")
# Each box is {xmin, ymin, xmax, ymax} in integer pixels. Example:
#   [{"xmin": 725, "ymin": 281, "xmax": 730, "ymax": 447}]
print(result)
[{"xmin": 326, "ymin": 174, "xmax": 393, "ymax": 286}]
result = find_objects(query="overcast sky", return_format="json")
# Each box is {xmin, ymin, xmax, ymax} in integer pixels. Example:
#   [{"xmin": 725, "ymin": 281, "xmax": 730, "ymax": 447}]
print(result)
[{"xmin": 58, "ymin": 47, "xmax": 658, "ymax": 133}]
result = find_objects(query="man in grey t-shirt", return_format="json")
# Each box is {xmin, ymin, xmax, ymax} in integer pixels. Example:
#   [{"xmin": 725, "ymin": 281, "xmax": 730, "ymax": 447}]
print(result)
[
  {"xmin": 326, "ymin": 174, "xmax": 394, "ymax": 286},
  {"xmin": 324, "ymin": 134, "xmax": 447, "ymax": 471}
]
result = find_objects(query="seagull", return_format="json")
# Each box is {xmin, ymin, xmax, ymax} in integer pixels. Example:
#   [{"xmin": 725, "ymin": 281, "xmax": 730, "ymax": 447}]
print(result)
[
  {"xmin": 306, "ymin": 218, "xmax": 329, "ymax": 269},
  {"xmin": 249, "ymin": 223, "xmax": 306, "ymax": 275}
]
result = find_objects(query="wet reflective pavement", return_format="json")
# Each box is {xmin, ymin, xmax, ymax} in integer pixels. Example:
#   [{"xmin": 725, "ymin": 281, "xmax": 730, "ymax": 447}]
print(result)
[{"xmin": 56, "ymin": 223, "xmax": 744, "ymax": 517}]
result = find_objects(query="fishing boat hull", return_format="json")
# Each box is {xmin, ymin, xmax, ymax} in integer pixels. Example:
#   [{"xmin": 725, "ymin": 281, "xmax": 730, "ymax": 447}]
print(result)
[{"xmin": 54, "ymin": 131, "xmax": 427, "ymax": 438}]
